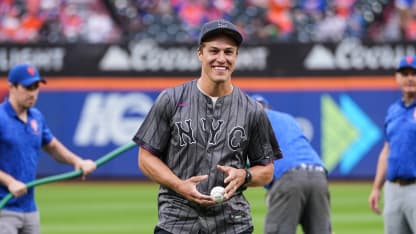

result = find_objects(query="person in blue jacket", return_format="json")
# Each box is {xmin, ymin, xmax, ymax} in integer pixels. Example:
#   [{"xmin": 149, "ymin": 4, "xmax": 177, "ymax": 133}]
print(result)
[
  {"xmin": 252, "ymin": 94, "xmax": 331, "ymax": 234},
  {"xmin": 369, "ymin": 55, "xmax": 416, "ymax": 234},
  {"xmin": 0, "ymin": 64, "xmax": 96, "ymax": 234}
]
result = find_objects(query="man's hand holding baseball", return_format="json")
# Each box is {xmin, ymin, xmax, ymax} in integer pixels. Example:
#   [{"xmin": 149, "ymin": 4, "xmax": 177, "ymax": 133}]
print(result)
[
  {"xmin": 175, "ymin": 175, "xmax": 216, "ymax": 206},
  {"xmin": 217, "ymin": 165, "xmax": 246, "ymax": 200}
]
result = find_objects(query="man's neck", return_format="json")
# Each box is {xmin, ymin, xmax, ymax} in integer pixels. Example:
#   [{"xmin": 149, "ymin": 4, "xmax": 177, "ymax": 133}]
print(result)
[
  {"xmin": 197, "ymin": 78, "xmax": 233, "ymax": 97},
  {"xmin": 403, "ymin": 92, "xmax": 416, "ymax": 106},
  {"xmin": 9, "ymin": 98, "xmax": 28, "ymax": 122}
]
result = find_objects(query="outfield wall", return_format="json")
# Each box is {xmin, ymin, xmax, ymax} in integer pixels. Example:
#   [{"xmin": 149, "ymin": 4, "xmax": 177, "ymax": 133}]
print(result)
[
  {"xmin": 0, "ymin": 77, "xmax": 400, "ymax": 179},
  {"xmin": 0, "ymin": 40, "xmax": 414, "ymax": 77}
]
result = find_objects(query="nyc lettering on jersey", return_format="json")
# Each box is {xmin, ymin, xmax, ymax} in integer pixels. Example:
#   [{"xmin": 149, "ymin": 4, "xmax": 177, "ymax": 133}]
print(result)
[{"xmin": 175, "ymin": 118, "xmax": 246, "ymax": 151}]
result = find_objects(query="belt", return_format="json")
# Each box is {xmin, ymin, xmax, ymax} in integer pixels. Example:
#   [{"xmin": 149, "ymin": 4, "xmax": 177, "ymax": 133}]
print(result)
[
  {"xmin": 290, "ymin": 163, "xmax": 326, "ymax": 173},
  {"xmin": 391, "ymin": 178, "xmax": 416, "ymax": 186}
]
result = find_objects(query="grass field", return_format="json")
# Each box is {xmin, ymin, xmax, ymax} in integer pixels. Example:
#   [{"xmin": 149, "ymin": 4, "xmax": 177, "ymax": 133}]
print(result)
[{"xmin": 35, "ymin": 181, "xmax": 383, "ymax": 234}]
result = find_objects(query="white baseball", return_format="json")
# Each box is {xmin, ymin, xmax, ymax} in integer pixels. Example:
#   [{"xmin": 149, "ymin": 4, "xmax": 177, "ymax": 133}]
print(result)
[{"xmin": 210, "ymin": 186, "xmax": 225, "ymax": 203}]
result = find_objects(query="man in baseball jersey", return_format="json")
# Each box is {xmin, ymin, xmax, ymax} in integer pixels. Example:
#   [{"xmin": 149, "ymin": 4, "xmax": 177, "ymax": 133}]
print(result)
[
  {"xmin": 369, "ymin": 55, "xmax": 416, "ymax": 234},
  {"xmin": 133, "ymin": 19, "xmax": 282, "ymax": 234},
  {"xmin": 251, "ymin": 94, "xmax": 331, "ymax": 234},
  {"xmin": 0, "ymin": 64, "xmax": 96, "ymax": 234}
]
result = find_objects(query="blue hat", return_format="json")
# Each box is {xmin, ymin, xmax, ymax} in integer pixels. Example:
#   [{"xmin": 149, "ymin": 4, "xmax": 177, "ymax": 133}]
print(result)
[
  {"xmin": 199, "ymin": 19, "xmax": 243, "ymax": 46},
  {"xmin": 251, "ymin": 94, "xmax": 270, "ymax": 107},
  {"xmin": 8, "ymin": 64, "xmax": 46, "ymax": 87},
  {"xmin": 396, "ymin": 56, "xmax": 416, "ymax": 72}
]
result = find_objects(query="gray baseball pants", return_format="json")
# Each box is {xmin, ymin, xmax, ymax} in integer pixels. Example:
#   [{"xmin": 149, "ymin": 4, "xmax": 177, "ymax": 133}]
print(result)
[
  {"xmin": 0, "ymin": 210, "xmax": 40, "ymax": 234},
  {"xmin": 384, "ymin": 181, "xmax": 416, "ymax": 234},
  {"xmin": 264, "ymin": 168, "xmax": 331, "ymax": 234}
]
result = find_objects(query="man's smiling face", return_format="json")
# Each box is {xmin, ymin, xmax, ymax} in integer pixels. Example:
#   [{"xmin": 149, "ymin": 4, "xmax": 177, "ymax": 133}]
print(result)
[{"xmin": 198, "ymin": 34, "xmax": 239, "ymax": 84}]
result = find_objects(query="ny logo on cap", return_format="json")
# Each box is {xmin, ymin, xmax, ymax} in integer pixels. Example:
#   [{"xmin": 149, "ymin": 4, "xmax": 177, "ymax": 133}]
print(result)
[
  {"xmin": 217, "ymin": 20, "xmax": 228, "ymax": 28},
  {"xmin": 27, "ymin": 67, "xmax": 36, "ymax": 76},
  {"xmin": 406, "ymin": 56, "xmax": 414, "ymax": 64}
]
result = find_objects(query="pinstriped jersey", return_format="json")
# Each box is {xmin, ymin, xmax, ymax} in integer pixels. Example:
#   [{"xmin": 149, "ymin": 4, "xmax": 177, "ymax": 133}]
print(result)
[{"xmin": 133, "ymin": 79, "xmax": 282, "ymax": 234}]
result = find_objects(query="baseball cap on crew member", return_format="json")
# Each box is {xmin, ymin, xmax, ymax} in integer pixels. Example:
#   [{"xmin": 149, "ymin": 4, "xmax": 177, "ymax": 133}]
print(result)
[
  {"xmin": 8, "ymin": 64, "xmax": 46, "ymax": 87},
  {"xmin": 199, "ymin": 19, "xmax": 243, "ymax": 46},
  {"xmin": 396, "ymin": 55, "xmax": 416, "ymax": 72}
]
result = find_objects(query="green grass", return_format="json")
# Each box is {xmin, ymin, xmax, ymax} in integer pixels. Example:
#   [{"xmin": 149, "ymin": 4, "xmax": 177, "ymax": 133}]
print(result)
[{"xmin": 35, "ymin": 181, "xmax": 383, "ymax": 234}]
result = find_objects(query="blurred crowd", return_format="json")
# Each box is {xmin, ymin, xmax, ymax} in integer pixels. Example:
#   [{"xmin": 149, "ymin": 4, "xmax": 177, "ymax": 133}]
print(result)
[
  {"xmin": 0, "ymin": 0, "xmax": 120, "ymax": 43},
  {"xmin": 1, "ymin": 0, "xmax": 415, "ymax": 44}
]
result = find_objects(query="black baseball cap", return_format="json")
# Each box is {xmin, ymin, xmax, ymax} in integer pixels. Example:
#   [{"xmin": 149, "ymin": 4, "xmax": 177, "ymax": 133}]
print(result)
[{"xmin": 198, "ymin": 19, "xmax": 243, "ymax": 46}]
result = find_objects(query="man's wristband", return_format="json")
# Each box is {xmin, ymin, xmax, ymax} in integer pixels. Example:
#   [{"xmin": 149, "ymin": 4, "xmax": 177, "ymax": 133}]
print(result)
[{"xmin": 244, "ymin": 168, "xmax": 252, "ymax": 186}]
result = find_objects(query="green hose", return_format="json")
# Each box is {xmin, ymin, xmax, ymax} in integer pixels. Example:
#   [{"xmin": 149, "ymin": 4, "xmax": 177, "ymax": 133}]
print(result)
[{"xmin": 0, "ymin": 142, "xmax": 136, "ymax": 210}]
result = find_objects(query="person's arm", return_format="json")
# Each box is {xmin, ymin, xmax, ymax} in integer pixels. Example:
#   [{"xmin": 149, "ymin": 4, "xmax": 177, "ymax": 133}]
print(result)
[
  {"xmin": 368, "ymin": 142, "xmax": 389, "ymax": 215},
  {"xmin": 247, "ymin": 163, "xmax": 274, "ymax": 186},
  {"xmin": 43, "ymin": 138, "xmax": 96, "ymax": 179},
  {"xmin": 0, "ymin": 170, "xmax": 27, "ymax": 197},
  {"xmin": 138, "ymin": 147, "xmax": 215, "ymax": 206}
]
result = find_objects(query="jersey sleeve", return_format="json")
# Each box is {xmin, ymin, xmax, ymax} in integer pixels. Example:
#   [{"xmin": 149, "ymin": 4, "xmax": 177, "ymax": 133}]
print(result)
[
  {"xmin": 41, "ymin": 121, "xmax": 54, "ymax": 146},
  {"xmin": 248, "ymin": 108, "xmax": 282, "ymax": 166},
  {"xmin": 32, "ymin": 108, "xmax": 54, "ymax": 146},
  {"xmin": 132, "ymin": 90, "xmax": 173, "ymax": 158}
]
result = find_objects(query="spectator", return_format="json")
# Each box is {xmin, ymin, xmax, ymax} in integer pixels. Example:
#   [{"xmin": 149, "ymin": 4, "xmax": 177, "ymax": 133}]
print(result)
[
  {"xmin": 0, "ymin": 0, "xmax": 404, "ymax": 43},
  {"xmin": 266, "ymin": 0, "xmax": 294, "ymax": 39}
]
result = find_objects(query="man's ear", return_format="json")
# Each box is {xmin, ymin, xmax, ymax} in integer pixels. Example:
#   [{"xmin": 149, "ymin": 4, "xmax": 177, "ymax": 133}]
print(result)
[
  {"xmin": 197, "ymin": 48, "xmax": 203, "ymax": 62},
  {"xmin": 8, "ymin": 82, "xmax": 16, "ymax": 89}
]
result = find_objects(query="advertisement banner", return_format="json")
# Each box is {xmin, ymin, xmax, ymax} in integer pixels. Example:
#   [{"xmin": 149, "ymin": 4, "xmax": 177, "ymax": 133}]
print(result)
[
  {"xmin": 0, "ymin": 40, "xmax": 415, "ymax": 77},
  {"xmin": 0, "ymin": 77, "xmax": 400, "ymax": 179}
]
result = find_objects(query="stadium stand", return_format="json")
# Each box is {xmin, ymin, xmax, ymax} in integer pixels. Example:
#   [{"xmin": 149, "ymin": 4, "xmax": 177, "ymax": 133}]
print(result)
[
  {"xmin": 0, "ymin": 0, "xmax": 120, "ymax": 43},
  {"xmin": 0, "ymin": 0, "xmax": 411, "ymax": 44}
]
